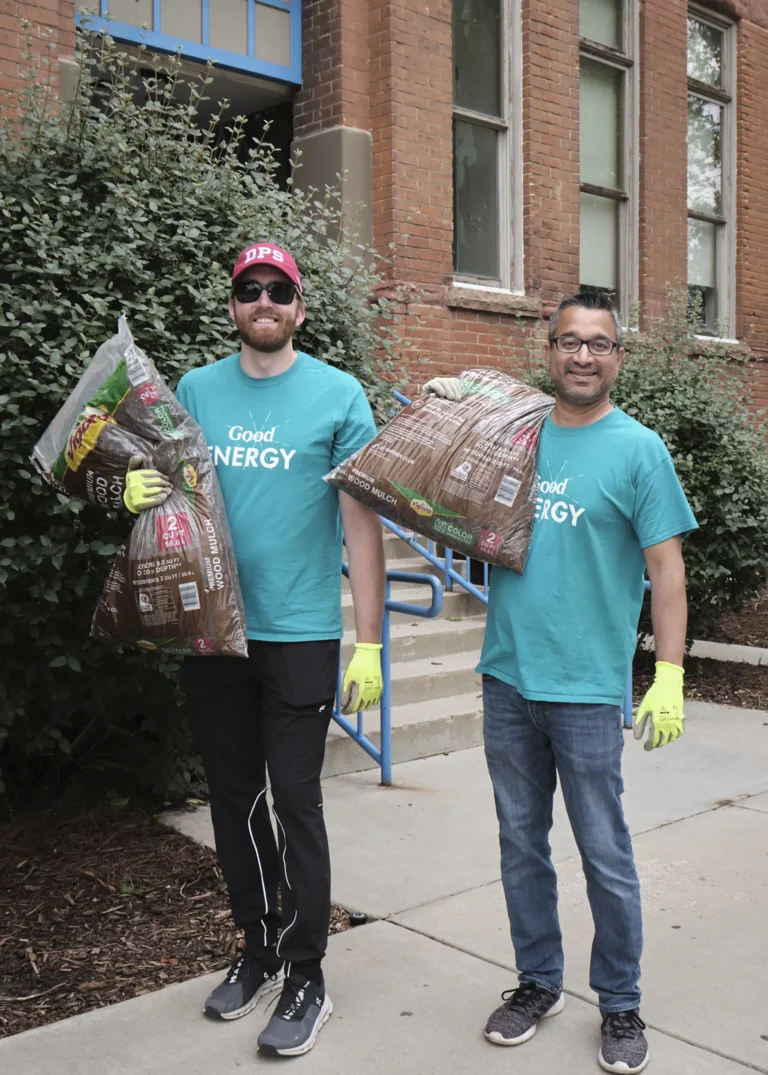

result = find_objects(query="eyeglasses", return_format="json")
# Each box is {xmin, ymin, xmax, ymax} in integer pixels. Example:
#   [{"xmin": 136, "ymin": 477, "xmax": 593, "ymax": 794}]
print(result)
[
  {"xmin": 551, "ymin": 335, "xmax": 619, "ymax": 356},
  {"xmin": 232, "ymin": 280, "xmax": 298, "ymax": 306}
]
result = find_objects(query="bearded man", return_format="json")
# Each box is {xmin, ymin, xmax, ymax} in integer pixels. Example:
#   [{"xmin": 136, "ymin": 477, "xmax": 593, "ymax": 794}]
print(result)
[{"xmin": 123, "ymin": 242, "xmax": 385, "ymax": 1057}]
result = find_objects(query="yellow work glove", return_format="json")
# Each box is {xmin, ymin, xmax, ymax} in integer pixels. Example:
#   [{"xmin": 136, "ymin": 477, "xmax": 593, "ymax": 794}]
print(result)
[
  {"xmin": 341, "ymin": 643, "xmax": 383, "ymax": 715},
  {"xmin": 633, "ymin": 661, "xmax": 685, "ymax": 751},
  {"xmin": 123, "ymin": 454, "xmax": 172, "ymax": 514},
  {"xmin": 422, "ymin": 377, "xmax": 463, "ymax": 402}
]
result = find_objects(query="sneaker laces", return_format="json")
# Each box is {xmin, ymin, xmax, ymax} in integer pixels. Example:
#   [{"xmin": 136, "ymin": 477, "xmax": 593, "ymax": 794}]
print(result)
[
  {"xmin": 273, "ymin": 976, "xmax": 310, "ymax": 1021},
  {"xmin": 602, "ymin": 1009, "xmax": 646, "ymax": 1039},
  {"xmin": 500, "ymin": 982, "xmax": 555, "ymax": 1013}
]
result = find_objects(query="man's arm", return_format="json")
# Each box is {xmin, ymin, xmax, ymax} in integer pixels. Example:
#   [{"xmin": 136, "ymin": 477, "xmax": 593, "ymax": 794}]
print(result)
[
  {"xmin": 643, "ymin": 535, "xmax": 687, "ymax": 666},
  {"xmin": 634, "ymin": 535, "xmax": 688, "ymax": 750},
  {"xmin": 340, "ymin": 491, "xmax": 386, "ymax": 642}
]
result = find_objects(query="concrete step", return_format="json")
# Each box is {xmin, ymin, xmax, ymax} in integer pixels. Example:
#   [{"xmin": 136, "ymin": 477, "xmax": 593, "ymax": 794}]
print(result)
[
  {"xmin": 342, "ymin": 556, "xmax": 445, "ymax": 590},
  {"xmin": 382, "ymin": 530, "xmax": 429, "ymax": 560},
  {"xmin": 388, "ymin": 649, "xmax": 480, "ymax": 705},
  {"xmin": 322, "ymin": 691, "xmax": 484, "ymax": 778},
  {"xmin": 342, "ymin": 615, "xmax": 486, "ymax": 664},
  {"xmin": 342, "ymin": 586, "xmax": 484, "ymax": 629},
  {"xmin": 335, "ymin": 649, "xmax": 480, "ymax": 714}
]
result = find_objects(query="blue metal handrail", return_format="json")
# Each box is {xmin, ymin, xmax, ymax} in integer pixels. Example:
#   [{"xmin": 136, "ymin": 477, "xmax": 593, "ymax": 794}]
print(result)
[
  {"xmin": 388, "ymin": 389, "xmax": 645, "ymax": 729},
  {"xmin": 333, "ymin": 564, "xmax": 443, "ymax": 786}
]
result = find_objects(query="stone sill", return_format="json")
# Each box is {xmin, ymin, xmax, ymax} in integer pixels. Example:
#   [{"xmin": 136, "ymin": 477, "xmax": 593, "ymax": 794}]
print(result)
[{"xmin": 445, "ymin": 285, "xmax": 542, "ymax": 319}]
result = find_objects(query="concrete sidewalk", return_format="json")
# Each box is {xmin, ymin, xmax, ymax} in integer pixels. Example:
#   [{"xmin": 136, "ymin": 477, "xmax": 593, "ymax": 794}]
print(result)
[{"xmin": 2, "ymin": 700, "xmax": 768, "ymax": 1074}]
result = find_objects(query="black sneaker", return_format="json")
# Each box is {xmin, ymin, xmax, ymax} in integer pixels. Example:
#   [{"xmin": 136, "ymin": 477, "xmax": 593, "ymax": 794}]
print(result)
[
  {"xmin": 599, "ymin": 1009, "xmax": 649, "ymax": 1073},
  {"xmin": 257, "ymin": 973, "xmax": 333, "ymax": 1057},
  {"xmin": 203, "ymin": 949, "xmax": 284, "ymax": 1021},
  {"xmin": 484, "ymin": 981, "xmax": 565, "ymax": 1046}
]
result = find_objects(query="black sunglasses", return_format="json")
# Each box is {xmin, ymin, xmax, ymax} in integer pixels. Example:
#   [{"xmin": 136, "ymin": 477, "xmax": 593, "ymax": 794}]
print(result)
[{"xmin": 232, "ymin": 279, "xmax": 298, "ymax": 306}]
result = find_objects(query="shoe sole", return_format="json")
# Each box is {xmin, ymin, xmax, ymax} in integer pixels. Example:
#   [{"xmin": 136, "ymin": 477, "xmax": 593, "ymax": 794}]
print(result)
[
  {"xmin": 598, "ymin": 1048, "xmax": 650, "ymax": 1074},
  {"xmin": 203, "ymin": 969, "xmax": 285, "ymax": 1021},
  {"xmin": 484, "ymin": 992, "xmax": 565, "ymax": 1046},
  {"xmin": 258, "ymin": 993, "xmax": 334, "ymax": 1057}
]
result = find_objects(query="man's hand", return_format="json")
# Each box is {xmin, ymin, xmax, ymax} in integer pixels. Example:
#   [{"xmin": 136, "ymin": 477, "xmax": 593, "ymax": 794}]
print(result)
[
  {"xmin": 422, "ymin": 377, "xmax": 463, "ymax": 401},
  {"xmin": 123, "ymin": 455, "xmax": 172, "ymax": 514},
  {"xmin": 633, "ymin": 662, "xmax": 685, "ymax": 751},
  {"xmin": 341, "ymin": 643, "xmax": 383, "ymax": 714}
]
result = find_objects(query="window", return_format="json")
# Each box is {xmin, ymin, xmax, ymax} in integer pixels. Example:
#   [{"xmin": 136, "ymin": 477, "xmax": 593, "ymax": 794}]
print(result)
[
  {"xmin": 77, "ymin": 0, "xmax": 301, "ymax": 84},
  {"xmin": 452, "ymin": 0, "xmax": 520, "ymax": 288},
  {"xmin": 687, "ymin": 9, "xmax": 735, "ymax": 335},
  {"xmin": 579, "ymin": 0, "xmax": 636, "ymax": 315}
]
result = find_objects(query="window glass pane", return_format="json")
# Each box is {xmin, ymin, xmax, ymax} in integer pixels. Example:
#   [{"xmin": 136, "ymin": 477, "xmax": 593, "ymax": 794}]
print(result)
[
  {"xmin": 108, "ymin": 0, "xmax": 153, "ymax": 29},
  {"xmin": 210, "ymin": 0, "xmax": 249, "ymax": 56},
  {"xmin": 688, "ymin": 216, "xmax": 716, "ymax": 287},
  {"xmin": 453, "ymin": 0, "xmax": 502, "ymax": 117},
  {"xmin": 580, "ymin": 0, "xmax": 622, "ymax": 51},
  {"xmin": 580, "ymin": 192, "xmax": 618, "ymax": 289},
  {"xmin": 454, "ymin": 120, "xmax": 500, "ymax": 279},
  {"xmin": 688, "ymin": 96, "xmax": 722, "ymax": 215},
  {"xmin": 687, "ymin": 16, "xmax": 723, "ymax": 86},
  {"xmin": 688, "ymin": 218, "xmax": 717, "ymax": 334},
  {"xmin": 580, "ymin": 59, "xmax": 622, "ymax": 189},
  {"xmin": 162, "ymin": 0, "xmax": 202, "ymax": 43},
  {"xmin": 255, "ymin": 3, "xmax": 291, "ymax": 67}
]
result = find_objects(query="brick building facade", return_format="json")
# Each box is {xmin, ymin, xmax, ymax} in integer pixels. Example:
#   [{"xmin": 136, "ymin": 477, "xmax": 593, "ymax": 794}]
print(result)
[{"xmin": 4, "ymin": 0, "xmax": 768, "ymax": 399}]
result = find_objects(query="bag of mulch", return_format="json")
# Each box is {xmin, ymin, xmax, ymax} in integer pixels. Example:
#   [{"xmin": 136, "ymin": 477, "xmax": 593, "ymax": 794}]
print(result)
[
  {"xmin": 31, "ymin": 316, "xmax": 248, "ymax": 657},
  {"xmin": 326, "ymin": 369, "xmax": 554, "ymax": 573}
]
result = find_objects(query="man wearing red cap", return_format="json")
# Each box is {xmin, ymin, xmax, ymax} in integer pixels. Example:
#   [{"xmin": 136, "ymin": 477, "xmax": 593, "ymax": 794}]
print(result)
[{"xmin": 124, "ymin": 242, "xmax": 385, "ymax": 1057}]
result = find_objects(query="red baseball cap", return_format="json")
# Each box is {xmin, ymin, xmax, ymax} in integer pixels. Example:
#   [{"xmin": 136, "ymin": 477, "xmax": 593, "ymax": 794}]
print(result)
[{"xmin": 231, "ymin": 242, "xmax": 303, "ymax": 294}]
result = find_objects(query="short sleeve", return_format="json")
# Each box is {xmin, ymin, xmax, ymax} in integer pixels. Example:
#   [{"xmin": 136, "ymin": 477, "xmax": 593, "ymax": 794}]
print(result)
[
  {"xmin": 332, "ymin": 381, "xmax": 377, "ymax": 467},
  {"xmin": 176, "ymin": 373, "xmax": 191, "ymax": 413},
  {"xmin": 633, "ymin": 449, "xmax": 698, "ymax": 549}
]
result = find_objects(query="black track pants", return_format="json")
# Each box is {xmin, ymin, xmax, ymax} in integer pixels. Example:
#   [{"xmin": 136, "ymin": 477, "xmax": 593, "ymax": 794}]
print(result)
[{"xmin": 183, "ymin": 639, "xmax": 339, "ymax": 973}]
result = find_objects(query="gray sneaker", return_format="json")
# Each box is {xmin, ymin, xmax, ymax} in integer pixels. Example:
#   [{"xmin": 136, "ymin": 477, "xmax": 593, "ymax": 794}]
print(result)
[
  {"xmin": 484, "ymin": 982, "xmax": 565, "ymax": 1046},
  {"xmin": 257, "ymin": 973, "xmax": 333, "ymax": 1057},
  {"xmin": 599, "ymin": 1009, "xmax": 649, "ymax": 1073},
  {"xmin": 203, "ymin": 950, "xmax": 284, "ymax": 1021}
]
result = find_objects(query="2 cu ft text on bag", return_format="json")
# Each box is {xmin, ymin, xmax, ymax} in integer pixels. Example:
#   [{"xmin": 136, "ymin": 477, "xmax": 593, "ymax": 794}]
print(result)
[
  {"xmin": 32, "ymin": 316, "xmax": 248, "ymax": 657},
  {"xmin": 326, "ymin": 370, "xmax": 554, "ymax": 573}
]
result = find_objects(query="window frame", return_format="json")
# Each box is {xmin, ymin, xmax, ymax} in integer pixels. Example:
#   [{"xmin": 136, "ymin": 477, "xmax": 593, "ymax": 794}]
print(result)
[
  {"xmin": 686, "ymin": 4, "xmax": 736, "ymax": 337},
  {"xmin": 578, "ymin": 0, "xmax": 638, "ymax": 320},
  {"xmin": 452, "ymin": 0, "xmax": 523, "ymax": 292},
  {"xmin": 77, "ymin": 0, "xmax": 301, "ymax": 85}
]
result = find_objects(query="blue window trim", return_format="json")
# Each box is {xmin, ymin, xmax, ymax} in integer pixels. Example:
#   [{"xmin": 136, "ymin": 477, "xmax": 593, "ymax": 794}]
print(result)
[{"xmin": 76, "ymin": 0, "xmax": 301, "ymax": 86}]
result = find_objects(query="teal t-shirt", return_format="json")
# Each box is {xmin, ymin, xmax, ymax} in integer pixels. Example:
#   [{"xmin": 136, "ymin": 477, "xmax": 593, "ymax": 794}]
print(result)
[
  {"xmin": 477, "ymin": 408, "xmax": 698, "ymax": 705},
  {"xmin": 176, "ymin": 352, "xmax": 376, "ymax": 642}
]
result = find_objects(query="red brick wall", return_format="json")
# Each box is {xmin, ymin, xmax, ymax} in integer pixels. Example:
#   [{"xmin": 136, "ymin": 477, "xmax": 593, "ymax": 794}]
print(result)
[
  {"xmin": 6, "ymin": 0, "xmax": 768, "ymax": 399},
  {"xmin": 0, "ymin": 0, "xmax": 75, "ymax": 99},
  {"xmin": 294, "ymin": 0, "xmax": 369, "ymax": 136},
  {"xmin": 638, "ymin": 0, "xmax": 688, "ymax": 323},
  {"xmin": 736, "ymin": 17, "xmax": 768, "ymax": 358},
  {"xmin": 522, "ymin": 0, "xmax": 580, "ymax": 302}
]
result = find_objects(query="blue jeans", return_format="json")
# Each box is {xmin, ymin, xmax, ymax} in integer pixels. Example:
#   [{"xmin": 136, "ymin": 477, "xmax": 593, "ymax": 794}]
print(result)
[{"xmin": 483, "ymin": 675, "xmax": 642, "ymax": 1012}]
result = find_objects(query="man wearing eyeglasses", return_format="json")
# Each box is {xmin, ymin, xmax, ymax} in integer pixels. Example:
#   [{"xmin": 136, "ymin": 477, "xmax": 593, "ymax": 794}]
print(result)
[
  {"xmin": 123, "ymin": 243, "xmax": 386, "ymax": 1057},
  {"xmin": 423, "ymin": 291, "xmax": 696, "ymax": 1074}
]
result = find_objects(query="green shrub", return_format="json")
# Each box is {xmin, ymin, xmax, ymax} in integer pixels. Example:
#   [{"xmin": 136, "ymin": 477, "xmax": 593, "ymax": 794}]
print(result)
[
  {"xmin": 525, "ymin": 293, "xmax": 768, "ymax": 643},
  {"xmin": 0, "ymin": 29, "xmax": 404, "ymax": 797}
]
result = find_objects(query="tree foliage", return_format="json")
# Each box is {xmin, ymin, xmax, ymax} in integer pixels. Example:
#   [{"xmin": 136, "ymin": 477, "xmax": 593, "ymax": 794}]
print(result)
[{"xmin": 0, "ymin": 28, "xmax": 404, "ymax": 796}]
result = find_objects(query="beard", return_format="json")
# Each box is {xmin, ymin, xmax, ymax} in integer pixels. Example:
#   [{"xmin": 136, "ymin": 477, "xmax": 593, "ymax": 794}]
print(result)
[
  {"xmin": 551, "ymin": 367, "xmax": 616, "ymax": 407},
  {"xmin": 234, "ymin": 307, "xmax": 299, "ymax": 353}
]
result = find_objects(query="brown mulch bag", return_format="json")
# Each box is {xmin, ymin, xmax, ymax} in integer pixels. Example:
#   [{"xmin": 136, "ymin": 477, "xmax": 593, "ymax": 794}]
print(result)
[
  {"xmin": 31, "ymin": 316, "xmax": 248, "ymax": 657},
  {"xmin": 326, "ymin": 369, "xmax": 554, "ymax": 573}
]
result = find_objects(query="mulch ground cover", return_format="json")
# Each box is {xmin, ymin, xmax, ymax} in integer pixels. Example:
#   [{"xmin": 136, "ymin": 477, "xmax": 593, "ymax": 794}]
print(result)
[
  {"xmin": 710, "ymin": 591, "xmax": 768, "ymax": 649},
  {"xmin": 633, "ymin": 650, "xmax": 768, "ymax": 711},
  {"xmin": 0, "ymin": 798, "xmax": 350, "ymax": 1039}
]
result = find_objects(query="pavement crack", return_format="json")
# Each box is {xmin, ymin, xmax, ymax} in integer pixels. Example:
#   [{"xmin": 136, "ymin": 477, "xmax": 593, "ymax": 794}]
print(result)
[{"xmin": 386, "ymin": 921, "xmax": 768, "ymax": 1074}]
